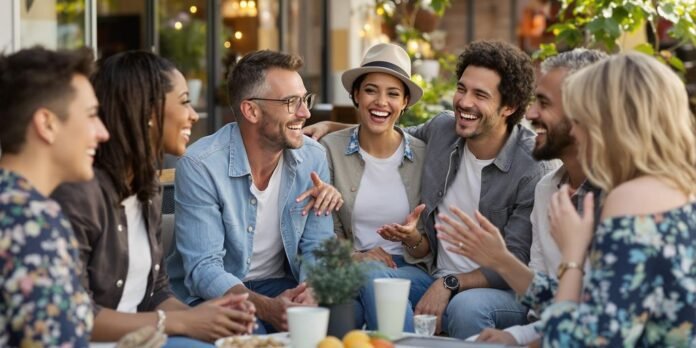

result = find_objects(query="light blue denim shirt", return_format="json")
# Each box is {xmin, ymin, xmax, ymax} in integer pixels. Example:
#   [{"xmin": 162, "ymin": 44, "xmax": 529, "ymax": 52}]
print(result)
[{"xmin": 166, "ymin": 123, "xmax": 335, "ymax": 304}]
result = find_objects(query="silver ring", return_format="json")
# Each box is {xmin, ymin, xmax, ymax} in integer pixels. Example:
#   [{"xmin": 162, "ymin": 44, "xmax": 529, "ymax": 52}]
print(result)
[{"xmin": 458, "ymin": 242, "xmax": 464, "ymax": 249}]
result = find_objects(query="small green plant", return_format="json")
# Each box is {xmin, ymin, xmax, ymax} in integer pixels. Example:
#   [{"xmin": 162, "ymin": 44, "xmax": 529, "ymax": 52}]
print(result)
[{"xmin": 306, "ymin": 239, "xmax": 366, "ymax": 306}]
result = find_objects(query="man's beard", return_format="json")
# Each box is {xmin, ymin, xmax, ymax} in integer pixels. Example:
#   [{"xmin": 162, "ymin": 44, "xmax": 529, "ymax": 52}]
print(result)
[{"xmin": 532, "ymin": 118, "xmax": 574, "ymax": 161}]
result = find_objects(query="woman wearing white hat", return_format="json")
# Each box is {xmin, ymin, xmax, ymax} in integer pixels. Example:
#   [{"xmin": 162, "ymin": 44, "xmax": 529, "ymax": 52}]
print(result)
[{"xmin": 319, "ymin": 43, "xmax": 432, "ymax": 331}]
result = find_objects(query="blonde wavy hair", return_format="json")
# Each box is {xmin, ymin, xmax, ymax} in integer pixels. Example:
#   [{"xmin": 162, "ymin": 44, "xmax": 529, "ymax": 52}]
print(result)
[{"xmin": 562, "ymin": 52, "xmax": 696, "ymax": 195}]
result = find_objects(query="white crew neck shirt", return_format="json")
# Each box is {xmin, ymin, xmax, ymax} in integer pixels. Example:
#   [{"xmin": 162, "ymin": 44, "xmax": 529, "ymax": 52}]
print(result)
[
  {"xmin": 244, "ymin": 155, "xmax": 286, "ymax": 281},
  {"xmin": 435, "ymin": 144, "xmax": 494, "ymax": 276},
  {"xmin": 352, "ymin": 143, "xmax": 409, "ymax": 255},
  {"xmin": 116, "ymin": 194, "xmax": 152, "ymax": 313}
]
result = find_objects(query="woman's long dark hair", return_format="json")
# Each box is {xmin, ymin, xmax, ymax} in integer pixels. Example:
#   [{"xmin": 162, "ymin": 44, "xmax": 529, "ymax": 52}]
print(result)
[{"xmin": 91, "ymin": 51, "xmax": 175, "ymax": 203}]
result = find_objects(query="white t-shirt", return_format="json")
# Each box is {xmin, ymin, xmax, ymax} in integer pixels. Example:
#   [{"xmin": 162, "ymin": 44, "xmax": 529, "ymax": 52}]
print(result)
[
  {"xmin": 116, "ymin": 195, "xmax": 152, "ymax": 313},
  {"xmin": 244, "ymin": 156, "xmax": 286, "ymax": 281},
  {"xmin": 352, "ymin": 144, "xmax": 409, "ymax": 255},
  {"xmin": 435, "ymin": 144, "xmax": 494, "ymax": 277}
]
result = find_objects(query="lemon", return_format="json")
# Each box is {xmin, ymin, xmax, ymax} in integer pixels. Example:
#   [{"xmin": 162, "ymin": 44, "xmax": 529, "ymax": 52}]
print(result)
[{"xmin": 347, "ymin": 342, "xmax": 373, "ymax": 348}]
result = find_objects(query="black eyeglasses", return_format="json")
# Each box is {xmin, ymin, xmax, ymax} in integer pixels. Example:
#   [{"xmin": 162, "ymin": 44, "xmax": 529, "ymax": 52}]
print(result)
[{"xmin": 247, "ymin": 93, "xmax": 316, "ymax": 114}]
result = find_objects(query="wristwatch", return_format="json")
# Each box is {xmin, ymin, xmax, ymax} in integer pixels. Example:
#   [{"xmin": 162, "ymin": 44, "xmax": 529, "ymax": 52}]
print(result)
[
  {"xmin": 443, "ymin": 275, "xmax": 459, "ymax": 298},
  {"xmin": 557, "ymin": 261, "xmax": 584, "ymax": 279}
]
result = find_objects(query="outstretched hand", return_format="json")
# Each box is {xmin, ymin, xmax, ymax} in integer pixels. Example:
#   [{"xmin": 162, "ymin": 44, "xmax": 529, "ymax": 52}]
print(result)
[
  {"xmin": 295, "ymin": 171, "xmax": 343, "ymax": 216},
  {"xmin": 435, "ymin": 207, "xmax": 508, "ymax": 269},
  {"xmin": 377, "ymin": 204, "xmax": 425, "ymax": 246}
]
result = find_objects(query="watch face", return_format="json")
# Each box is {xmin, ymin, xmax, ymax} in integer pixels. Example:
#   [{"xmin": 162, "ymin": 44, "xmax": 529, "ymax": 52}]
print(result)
[{"xmin": 444, "ymin": 275, "xmax": 458, "ymax": 289}]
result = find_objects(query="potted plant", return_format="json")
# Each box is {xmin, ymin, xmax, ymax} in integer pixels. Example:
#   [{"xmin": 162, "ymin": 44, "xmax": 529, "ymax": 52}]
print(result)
[{"xmin": 306, "ymin": 238, "xmax": 366, "ymax": 338}]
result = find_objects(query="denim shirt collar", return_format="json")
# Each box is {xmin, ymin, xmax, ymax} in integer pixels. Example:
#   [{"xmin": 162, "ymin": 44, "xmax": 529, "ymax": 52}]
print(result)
[
  {"xmin": 227, "ymin": 124, "xmax": 303, "ymax": 178},
  {"xmin": 344, "ymin": 126, "xmax": 414, "ymax": 161}
]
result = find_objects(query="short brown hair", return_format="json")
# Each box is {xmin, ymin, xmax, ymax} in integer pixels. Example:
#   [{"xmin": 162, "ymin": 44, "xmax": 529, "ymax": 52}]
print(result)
[
  {"xmin": 0, "ymin": 46, "xmax": 94, "ymax": 154},
  {"xmin": 226, "ymin": 50, "xmax": 303, "ymax": 119},
  {"xmin": 456, "ymin": 41, "xmax": 534, "ymax": 133}
]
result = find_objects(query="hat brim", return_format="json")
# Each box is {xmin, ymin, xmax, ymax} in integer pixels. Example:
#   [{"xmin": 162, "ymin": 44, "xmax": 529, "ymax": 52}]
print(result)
[{"xmin": 341, "ymin": 66, "xmax": 423, "ymax": 107}]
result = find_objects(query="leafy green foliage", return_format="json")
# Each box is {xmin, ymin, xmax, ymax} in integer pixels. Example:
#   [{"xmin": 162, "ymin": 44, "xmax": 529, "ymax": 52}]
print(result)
[
  {"xmin": 375, "ymin": 0, "xmax": 456, "ymax": 125},
  {"xmin": 159, "ymin": 18, "xmax": 206, "ymax": 76},
  {"xmin": 306, "ymin": 239, "xmax": 367, "ymax": 306},
  {"xmin": 401, "ymin": 53, "xmax": 458, "ymax": 127},
  {"xmin": 538, "ymin": 0, "xmax": 696, "ymax": 74}
]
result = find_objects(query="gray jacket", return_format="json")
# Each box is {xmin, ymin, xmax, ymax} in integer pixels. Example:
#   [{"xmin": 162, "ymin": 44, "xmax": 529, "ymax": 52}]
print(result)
[{"xmin": 406, "ymin": 111, "xmax": 557, "ymax": 289}]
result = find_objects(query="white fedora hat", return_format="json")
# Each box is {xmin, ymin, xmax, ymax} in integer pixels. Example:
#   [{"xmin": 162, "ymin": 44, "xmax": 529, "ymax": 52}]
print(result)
[{"xmin": 341, "ymin": 43, "xmax": 423, "ymax": 107}]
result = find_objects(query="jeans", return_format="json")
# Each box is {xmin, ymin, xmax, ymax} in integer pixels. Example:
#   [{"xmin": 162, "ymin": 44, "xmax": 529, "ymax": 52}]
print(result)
[
  {"xmin": 441, "ymin": 288, "xmax": 528, "ymax": 339},
  {"xmin": 244, "ymin": 275, "xmax": 299, "ymax": 334},
  {"xmin": 358, "ymin": 255, "xmax": 434, "ymax": 332},
  {"xmin": 164, "ymin": 336, "xmax": 214, "ymax": 347}
]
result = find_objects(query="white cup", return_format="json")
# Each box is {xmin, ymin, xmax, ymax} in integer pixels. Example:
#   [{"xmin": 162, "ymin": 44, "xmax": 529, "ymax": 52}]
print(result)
[
  {"xmin": 287, "ymin": 307, "xmax": 329, "ymax": 348},
  {"xmin": 413, "ymin": 314, "xmax": 437, "ymax": 336},
  {"xmin": 374, "ymin": 278, "xmax": 411, "ymax": 339}
]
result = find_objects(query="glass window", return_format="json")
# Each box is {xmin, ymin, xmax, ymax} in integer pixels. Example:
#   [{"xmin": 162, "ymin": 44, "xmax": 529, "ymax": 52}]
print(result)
[
  {"xmin": 159, "ymin": 1, "xmax": 208, "ymax": 111},
  {"xmin": 158, "ymin": 0, "xmax": 210, "ymax": 149},
  {"xmin": 96, "ymin": 0, "xmax": 147, "ymax": 59},
  {"xmin": 19, "ymin": 0, "xmax": 87, "ymax": 50},
  {"xmin": 285, "ymin": 0, "xmax": 324, "ymax": 101}
]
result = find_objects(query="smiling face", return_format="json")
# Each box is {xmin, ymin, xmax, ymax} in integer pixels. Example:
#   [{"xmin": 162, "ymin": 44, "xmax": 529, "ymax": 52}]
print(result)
[
  {"xmin": 354, "ymin": 72, "xmax": 408, "ymax": 136},
  {"xmin": 160, "ymin": 69, "xmax": 200, "ymax": 156},
  {"xmin": 255, "ymin": 68, "xmax": 310, "ymax": 150},
  {"xmin": 526, "ymin": 68, "xmax": 575, "ymax": 160},
  {"xmin": 52, "ymin": 74, "xmax": 110, "ymax": 182},
  {"xmin": 452, "ymin": 66, "xmax": 514, "ymax": 140}
]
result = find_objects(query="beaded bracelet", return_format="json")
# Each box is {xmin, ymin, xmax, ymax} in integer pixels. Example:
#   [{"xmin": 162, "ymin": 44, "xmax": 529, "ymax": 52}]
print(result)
[{"xmin": 403, "ymin": 234, "xmax": 424, "ymax": 249}]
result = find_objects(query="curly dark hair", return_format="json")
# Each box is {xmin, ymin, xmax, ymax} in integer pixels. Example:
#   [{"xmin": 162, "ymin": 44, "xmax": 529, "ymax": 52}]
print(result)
[{"xmin": 456, "ymin": 40, "xmax": 535, "ymax": 132}]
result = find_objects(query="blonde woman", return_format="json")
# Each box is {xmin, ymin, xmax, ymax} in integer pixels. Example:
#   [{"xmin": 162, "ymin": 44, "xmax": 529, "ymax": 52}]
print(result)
[{"xmin": 437, "ymin": 52, "xmax": 696, "ymax": 346}]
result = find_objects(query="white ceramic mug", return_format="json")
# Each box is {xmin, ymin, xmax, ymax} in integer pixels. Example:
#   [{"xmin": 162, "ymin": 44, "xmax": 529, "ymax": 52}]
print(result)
[
  {"xmin": 374, "ymin": 278, "xmax": 411, "ymax": 339},
  {"xmin": 287, "ymin": 307, "xmax": 329, "ymax": 348}
]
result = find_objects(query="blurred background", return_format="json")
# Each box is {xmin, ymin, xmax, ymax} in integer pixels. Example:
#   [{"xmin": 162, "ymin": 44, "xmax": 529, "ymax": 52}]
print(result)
[{"xmin": 2, "ymin": 0, "xmax": 694, "ymax": 156}]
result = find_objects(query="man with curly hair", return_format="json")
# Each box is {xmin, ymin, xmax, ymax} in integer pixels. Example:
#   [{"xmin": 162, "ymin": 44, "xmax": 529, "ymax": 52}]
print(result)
[
  {"xmin": 402, "ymin": 40, "xmax": 556, "ymax": 339},
  {"xmin": 304, "ymin": 40, "xmax": 556, "ymax": 338}
]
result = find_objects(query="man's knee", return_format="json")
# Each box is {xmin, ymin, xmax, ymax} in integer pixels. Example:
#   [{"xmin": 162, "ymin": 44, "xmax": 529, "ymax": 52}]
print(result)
[{"xmin": 446, "ymin": 288, "xmax": 502, "ymax": 318}]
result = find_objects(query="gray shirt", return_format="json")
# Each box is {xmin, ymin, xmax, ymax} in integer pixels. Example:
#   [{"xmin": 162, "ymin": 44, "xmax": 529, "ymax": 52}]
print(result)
[{"xmin": 405, "ymin": 111, "xmax": 558, "ymax": 289}]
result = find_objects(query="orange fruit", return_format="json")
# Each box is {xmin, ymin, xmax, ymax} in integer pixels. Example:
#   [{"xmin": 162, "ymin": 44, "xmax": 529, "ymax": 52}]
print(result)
[
  {"xmin": 370, "ymin": 338, "xmax": 394, "ymax": 348},
  {"xmin": 346, "ymin": 342, "xmax": 373, "ymax": 348},
  {"xmin": 317, "ymin": 336, "xmax": 343, "ymax": 348},
  {"xmin": 343, "ymin": 330, "xmax": 371, "ymax": 348}
]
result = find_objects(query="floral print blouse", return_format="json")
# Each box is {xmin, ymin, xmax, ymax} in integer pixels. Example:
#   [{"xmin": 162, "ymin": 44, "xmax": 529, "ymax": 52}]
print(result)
[
  {"xmin": 0, "ymin": 169, "xmax": 92, "ymax": 347},
  {"xmin": 521, "ymin": 201, "xmax": 696, "ymax": 347}
]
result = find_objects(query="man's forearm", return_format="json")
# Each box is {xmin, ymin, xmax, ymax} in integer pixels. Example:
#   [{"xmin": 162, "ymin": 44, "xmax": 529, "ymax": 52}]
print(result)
[
  {"xmin": 156, "ymin": 297, "xmax": 190, "ymax": 311},
  {"xmin": 455, "ymin": 269, "xmax": 489, "ymax": 291},
  {"xmin": 324, "ymin": 121, "xmax": 353, "ymax": 132}
]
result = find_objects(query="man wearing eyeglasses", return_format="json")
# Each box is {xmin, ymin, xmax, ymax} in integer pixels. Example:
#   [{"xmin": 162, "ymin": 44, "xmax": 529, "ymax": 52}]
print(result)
[{"xmin": 167, "ymin": 50, "xmax": 340, "ymax": 333}]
